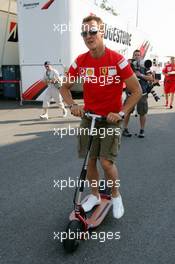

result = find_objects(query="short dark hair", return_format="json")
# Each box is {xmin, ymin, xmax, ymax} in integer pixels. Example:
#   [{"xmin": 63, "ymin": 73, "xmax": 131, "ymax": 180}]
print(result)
[
  {"xmin": 82, "ymin": 15, "xmax": 103, "ymax": 25},
  {"xmin": 132, "ymin": 50, "xmax": 141, "ymax": 59},
  {"xmin": 133, "ymin": 49, "xmax": 141, "ymax": 56},
  {"xmin": 44, "ymin": 61, "xmax": 51, "ymax": 66}
]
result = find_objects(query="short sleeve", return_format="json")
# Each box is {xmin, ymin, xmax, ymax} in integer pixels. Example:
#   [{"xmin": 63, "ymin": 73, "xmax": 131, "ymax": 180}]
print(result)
[
  {"xmin": 116, "ymin": 55, "xmax": 134, "ymax": 80},
  {"xmin": 67, "ymin": 59, "xmax": 79, "ymax": 79},
  {"xmin": 162, "ymin": 66, "xmax": 167, "ymax": 74},
  {"xmin": 43, "ymin": 73, "xmax": 47, "ymax": 82},
  {"xmin": 53, "ymin": 70, "xmax": 59, "ymax": 78}
]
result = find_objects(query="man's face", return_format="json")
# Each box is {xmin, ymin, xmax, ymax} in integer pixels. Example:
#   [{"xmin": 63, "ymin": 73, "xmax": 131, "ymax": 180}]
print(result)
[
  {"xmin": 81, "ymin": 20, "xmax": 103, "ymax": 50},
  {"xmin": 45, "ymin": 64, "xmax": 51, "ymax": 70},
  {"xmin": 170, "ymin": 57, "xmax": 175, "ymax": 64},
  {"xmin": 133, "ymin": 51, "xmax": 141, "ymax": 61}
]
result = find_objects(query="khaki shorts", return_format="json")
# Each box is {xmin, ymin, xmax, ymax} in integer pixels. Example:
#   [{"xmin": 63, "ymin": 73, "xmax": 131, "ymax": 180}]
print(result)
[
  {"xmin": 137, "ymin": 94, "xmax": 148, "ymax": 115},
  {"xmin": 124, "ymin": 94, "xmax": 148, "ymax": 115},
  {"xmin": 77, "ymin": 117, "xmax": 122, "ymax": 163}
]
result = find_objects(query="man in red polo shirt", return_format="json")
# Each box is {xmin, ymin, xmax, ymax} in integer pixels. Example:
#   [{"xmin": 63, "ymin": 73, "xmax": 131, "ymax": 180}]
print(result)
[
  {"xmin": 60, "ymin": 15, "xmax": 141, "ymax": 219},
  {"xmin": 162, "ymin": 56, "xmax": 175, "ymax": 108}
]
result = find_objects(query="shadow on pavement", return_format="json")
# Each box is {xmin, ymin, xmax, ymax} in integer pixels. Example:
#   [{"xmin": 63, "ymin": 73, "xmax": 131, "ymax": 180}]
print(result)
[{"xmin": 1, "ymin": 111, "xmax": 175, "ymax": 264}]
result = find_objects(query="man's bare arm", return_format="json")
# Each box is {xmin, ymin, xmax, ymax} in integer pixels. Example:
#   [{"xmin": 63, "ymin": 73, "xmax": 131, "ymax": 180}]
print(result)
[
  {"xmin": 122, "ymin": 73, "xmax": 142, "ymax": 115},
  {"xmin": 107, "ymin": 73, "xmax": 141, "ymax": 123},
  {"xmin": 60, "ymin": 81, "xmax": 74, "ymax": 105},
  {"xmin": 60, "ymin": 79, "xmax": 84, "ymax": 117}
]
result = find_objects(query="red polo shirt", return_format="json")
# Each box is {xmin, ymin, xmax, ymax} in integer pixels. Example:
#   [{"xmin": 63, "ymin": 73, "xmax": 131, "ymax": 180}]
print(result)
[{"xmin": 68, "ymin": 47, "xmax": 133, "ymax": 116}]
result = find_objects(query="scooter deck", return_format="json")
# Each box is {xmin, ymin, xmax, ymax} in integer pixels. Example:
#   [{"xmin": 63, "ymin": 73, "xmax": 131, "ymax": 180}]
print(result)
[{"xmin": 69, "ymin": 194, "xmax": 112, "ymax": 228}]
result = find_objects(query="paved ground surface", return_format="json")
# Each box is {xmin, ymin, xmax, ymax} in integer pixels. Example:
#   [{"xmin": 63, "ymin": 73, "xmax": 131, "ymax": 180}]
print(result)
[{"xmin": 1, "ymin": 87, "xmax": 175, "ymax": 264}]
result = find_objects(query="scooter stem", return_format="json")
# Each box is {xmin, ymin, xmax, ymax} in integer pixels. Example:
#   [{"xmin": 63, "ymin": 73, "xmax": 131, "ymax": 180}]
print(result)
[{"xmin": 74, "ymin": 113, "xmax": 106, "ymax": 208}]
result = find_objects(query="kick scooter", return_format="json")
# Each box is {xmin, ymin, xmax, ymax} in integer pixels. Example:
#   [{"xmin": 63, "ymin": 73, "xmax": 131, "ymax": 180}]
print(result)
[{"xmin": 63, "ymin": 112, "xmax": 113, "ymax": 253}]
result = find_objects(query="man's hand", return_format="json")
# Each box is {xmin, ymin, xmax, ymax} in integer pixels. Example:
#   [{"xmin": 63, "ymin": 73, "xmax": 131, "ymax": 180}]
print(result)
[
  {"xmin": 107, "ymin": 112, "xmax": 122, "ymax": 123},
  {"xmin": 135, "ymin": 71, "xmax": 143, "ymax": 78},
  {"xmin": 46, "ymin": 79, "xmax": 54, "ymax": 84},
  {"xmin": 70, "ymin": 104, "xmax": 84, "ymax": 117},
  {"xmin": 136, "ymin": 71, "xmax": 154, "ymax": 82},
  {"xmin": 167, "ymin": 71, "xmax": 175, "ymax": 75}
]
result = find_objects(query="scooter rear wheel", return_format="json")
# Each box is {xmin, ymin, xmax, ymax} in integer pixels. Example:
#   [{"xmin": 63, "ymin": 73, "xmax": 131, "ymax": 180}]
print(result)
[{"xmin": 63, "ymin": 220, "xmax": 84, "ymax": 253}]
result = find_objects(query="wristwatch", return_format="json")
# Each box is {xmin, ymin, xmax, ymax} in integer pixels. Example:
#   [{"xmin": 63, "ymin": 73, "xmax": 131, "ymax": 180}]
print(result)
[
  {"xmin": 68, "ymin": 103, "xmax": 78, "ymax": 109},
  {"xmin": 118, "ymin": 111, "xmax": 125, "ymax": 119}
]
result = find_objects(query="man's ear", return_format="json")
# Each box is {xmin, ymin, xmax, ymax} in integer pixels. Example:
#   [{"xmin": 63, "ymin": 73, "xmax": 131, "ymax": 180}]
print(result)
[{"xmin": 100, "ymin": 32, "xmax": 104, "ymax": 39}]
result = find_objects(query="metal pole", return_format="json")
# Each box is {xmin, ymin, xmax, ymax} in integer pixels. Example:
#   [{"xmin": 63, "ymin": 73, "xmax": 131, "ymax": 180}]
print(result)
[
  {"xmin": 136, "ymin": 0, "xmax": 139, "ymax": 28},
  {"xmin": 19, "ymin": 80, "xmax": 23, "ymax": 106}
]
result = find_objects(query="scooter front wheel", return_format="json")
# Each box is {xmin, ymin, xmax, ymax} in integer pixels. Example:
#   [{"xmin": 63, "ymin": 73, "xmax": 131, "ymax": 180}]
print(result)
[{"xmin": 63, "ymin": 220, "xmax": 84, "ymax": 253}]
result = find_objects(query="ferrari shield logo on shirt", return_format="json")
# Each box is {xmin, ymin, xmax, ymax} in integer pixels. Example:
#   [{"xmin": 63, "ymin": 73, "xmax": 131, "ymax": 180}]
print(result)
[
  {"xmin": 100, "ymin": 67, "xmax": 108, "ymax": 75},
  {"xmin": 100, "ymin": 66, "xmax": 117, "ymax": 76}
]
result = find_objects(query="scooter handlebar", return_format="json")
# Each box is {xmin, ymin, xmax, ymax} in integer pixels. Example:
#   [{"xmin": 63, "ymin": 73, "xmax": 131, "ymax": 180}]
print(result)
[{"xmin": 84, "ymin": 111, "xmax": 106, "ymax": 122}]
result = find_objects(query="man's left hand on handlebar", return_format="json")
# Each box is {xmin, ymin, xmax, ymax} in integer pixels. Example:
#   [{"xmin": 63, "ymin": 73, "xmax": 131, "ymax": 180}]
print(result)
[{"xmin": 107, "ymin": 112, "xmax": 123, "ymax": 123}]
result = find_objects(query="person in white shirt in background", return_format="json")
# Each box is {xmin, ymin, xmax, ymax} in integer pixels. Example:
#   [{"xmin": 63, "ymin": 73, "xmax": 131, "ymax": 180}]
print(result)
[
  {"xmin": 151, "ymin": 62, "xmax": 162, "ymax": 83},
  {"xmin": 40, "ymin": 61, "xmax": 67, "ymax": 120}
]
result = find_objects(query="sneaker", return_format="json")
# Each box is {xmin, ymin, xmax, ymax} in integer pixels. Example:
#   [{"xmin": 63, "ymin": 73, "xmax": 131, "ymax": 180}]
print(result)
[
  {"xmin": 138, "ymin": 129, "xmax": 145, "ymax": 138},
  {"xmin": 170, "ymin": 105, "xmax": 173, "ymax": 109},
  {"xmin": 122, "ymin": 128, "xmax": 132, "ymax": 137},
  {"xmin": 40, "ymin": 113, "xmax": 48, "ymax": 120},
  {"xmin": 112, "ymin": 195, "xmax": 124, "ymax": 219},
  {"xmin": 62, "ymin": 108, "xmax": 67, "ymax": 117},
  {"xmin": 82, "ymin": 194, "xmax": 101, "ymax": 212}
]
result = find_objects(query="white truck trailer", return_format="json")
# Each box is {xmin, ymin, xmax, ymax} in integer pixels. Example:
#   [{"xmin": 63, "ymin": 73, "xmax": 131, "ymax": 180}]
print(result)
[
  {"xmin": 17, "ymin": 0, "xmax": 150, "ymax": 101},
  {"xmin": 0, "ymin": 1, "xmax": 19, "ymax": 71}
]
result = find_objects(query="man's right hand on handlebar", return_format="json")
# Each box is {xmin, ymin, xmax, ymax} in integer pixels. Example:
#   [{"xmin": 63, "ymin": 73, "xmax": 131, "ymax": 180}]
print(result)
[{"xmin": 107, "ymin": 112, "xmax": 123, "ymax": 124}]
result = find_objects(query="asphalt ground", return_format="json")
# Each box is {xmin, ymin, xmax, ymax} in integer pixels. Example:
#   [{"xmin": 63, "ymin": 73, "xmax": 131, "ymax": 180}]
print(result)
[{"xmin": 1, "ymin": 87, "xmax": 175, "ymax": 264}]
